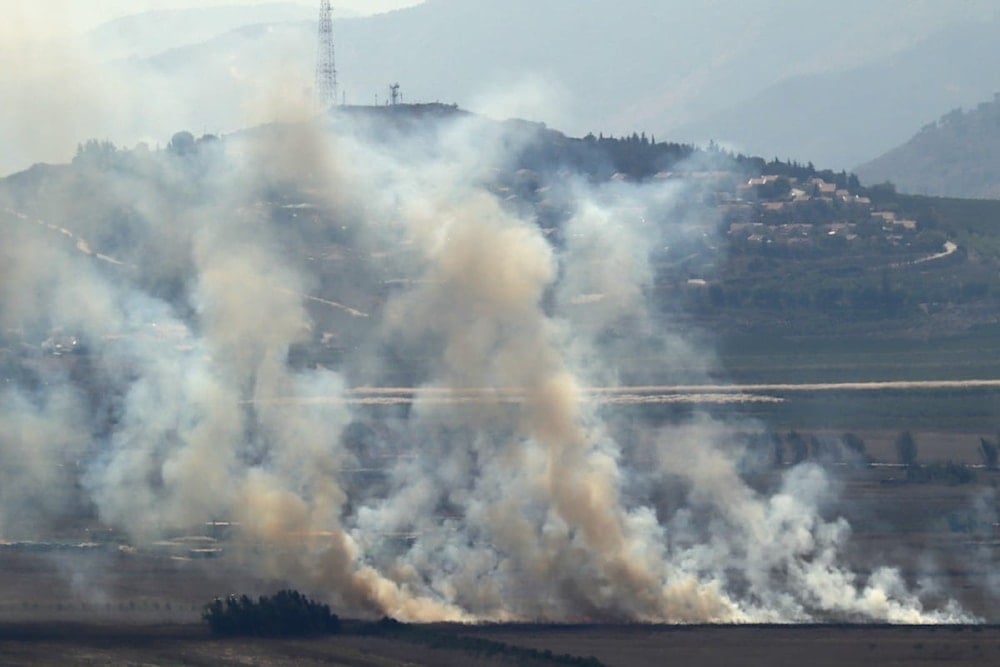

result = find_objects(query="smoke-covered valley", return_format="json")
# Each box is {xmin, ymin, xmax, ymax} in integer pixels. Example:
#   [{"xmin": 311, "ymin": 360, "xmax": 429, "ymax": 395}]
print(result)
[{"xmin": 0, "ymin": 103, "xmax": 985, "ymax": 624}]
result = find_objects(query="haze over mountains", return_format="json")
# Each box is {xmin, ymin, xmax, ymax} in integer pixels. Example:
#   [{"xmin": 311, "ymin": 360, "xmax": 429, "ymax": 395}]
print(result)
[
  {"xmin": 680, "ymin": 17, "xmax": 1000, "ymax": 173},
  {"xmin": 4, "ymin": 0, "xmax": 1000, "ymax": 179},
  {"xmin": 856, "ymin": 94, "xmax": 1000, "ymax": 199},
  {"xmin": 86, "ymin": 3, "xmax": 320, "ymax": 60}
]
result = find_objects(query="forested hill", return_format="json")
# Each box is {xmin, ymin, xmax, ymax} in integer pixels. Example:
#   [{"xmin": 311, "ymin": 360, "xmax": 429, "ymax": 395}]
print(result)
[{"xmin": 855, "ymin": 94, "xmax": 1000, "ymax": 199}]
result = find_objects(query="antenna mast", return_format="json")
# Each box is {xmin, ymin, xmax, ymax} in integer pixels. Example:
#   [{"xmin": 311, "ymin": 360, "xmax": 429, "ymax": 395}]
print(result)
[{"xmin": 315, "ymin": 1, "xmax": 339, "ymax": 110}]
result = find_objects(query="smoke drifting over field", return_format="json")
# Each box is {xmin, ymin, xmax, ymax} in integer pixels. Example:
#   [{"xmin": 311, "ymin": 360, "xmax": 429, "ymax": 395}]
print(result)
[{"xmin": 0, "ymin": 108, "xmax": 974, "ymax": 624}]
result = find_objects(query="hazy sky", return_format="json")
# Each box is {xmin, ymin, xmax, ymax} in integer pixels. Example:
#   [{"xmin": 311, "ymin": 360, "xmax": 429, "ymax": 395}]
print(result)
[
  {"xmin": 0, "ymin": 0, "xmax": 425, "ymax": 174},
  {"xmin": 11, "ymin": 1, "xmax": 425, "ymax": 31}
]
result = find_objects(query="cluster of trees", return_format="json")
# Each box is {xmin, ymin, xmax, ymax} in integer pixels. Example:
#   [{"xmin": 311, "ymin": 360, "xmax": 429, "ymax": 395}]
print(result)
[
  {"xmin": 894, "ymin": 431, "xmax": 983, "ymax": 485},
  {"xmin": 739, "ymin": 430, "xmax": 864, "ymax": 469},
  {"xmin": 72, "ymin": 132, "xmax": 221, "ymax": 172},
  {"xmin": 894, "ymin": 429, "xmax": 997, "ymax": 468},
  {"xmin": 729, "ymin": 155, "xmax": 863, "ymax": 194},
  {"xmin": 574, "ymin": 137, "xmax": 871, "ymax": 188},
  {"xmin": 199, "ymin": 601, "xmax": 605, "ymax": 665},
  {"xmin": 765, "ymin": 431, "xmax": 867, "ymax": 467},
  {"xmin": 584, "ymin": 132, "xmax": 695, "ymax": 179},
  {"xmin": 73, "ymin": 139, "xmax": 121, "ymax": 169},
  {"xmin": 753, "ymin": 430, "xmax": 999, "ymax": 481},
  {"xmin": 202, "ymin": 590, "xmax": 340, "ymax": 637}
]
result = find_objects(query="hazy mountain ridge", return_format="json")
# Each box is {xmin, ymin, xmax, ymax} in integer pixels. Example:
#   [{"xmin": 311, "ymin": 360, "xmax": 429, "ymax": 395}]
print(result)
[
  {"xmin": 62, "ymin": 2, "xmax": 1000, "ymax": 169},
  {"xmin": 86, "ymin": 3, "xmax": 319, "ymax": 61},
  {"xmin": 855, "ymin": 94, "xmax": 1000, "ymax": 199},
  {"xmin": 677, "ymin": 17, "xmax": 1000, "ymax": 170}
]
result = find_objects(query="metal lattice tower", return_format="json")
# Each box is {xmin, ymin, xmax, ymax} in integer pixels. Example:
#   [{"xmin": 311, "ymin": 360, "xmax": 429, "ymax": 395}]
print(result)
[{"xmin": 315, "ymin": 0, "xmax": 338, "ymax": 109}]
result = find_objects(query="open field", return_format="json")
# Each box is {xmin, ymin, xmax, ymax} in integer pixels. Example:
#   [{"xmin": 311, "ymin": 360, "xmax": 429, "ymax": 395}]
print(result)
[
  {"xmin": 465, "ymin": 623, "xmax": 1000, "ymax": 667},
  {"xmin": 696, "ymin": 385, "xmax": 1000, "ymax": 431},
  {"xmin": 2, "ymin": 621, "xmax": 1000, "ymax": 666},
  {"xmin": 713, "ymin": 329, "xmax": 1000, "ymax": 384}
]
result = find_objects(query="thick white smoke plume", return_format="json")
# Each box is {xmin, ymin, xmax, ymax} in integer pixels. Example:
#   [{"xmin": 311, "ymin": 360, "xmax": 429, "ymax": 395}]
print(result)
[{"xmin": 0, "ymin": 108, "xmax": 974, "ymax": 624}]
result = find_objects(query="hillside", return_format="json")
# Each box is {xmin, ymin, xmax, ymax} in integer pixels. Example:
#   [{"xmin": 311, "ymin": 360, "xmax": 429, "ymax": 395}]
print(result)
[
  {"xmin": 855, "ymin": 94, "xmax": 1000, "ymax": 199},
  {"xmin": 3, "ymin": 107, "xmax": 998, "ymax": 344}
]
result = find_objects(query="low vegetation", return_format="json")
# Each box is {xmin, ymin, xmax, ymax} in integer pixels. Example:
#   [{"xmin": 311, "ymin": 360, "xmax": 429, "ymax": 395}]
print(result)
[
  {"xmin": 904, "ymin": 462, "xmax": 976, "ymax": 485},
  {"xmin": 359, "ymin": 617, "xmax": 606, "ymax": 667},
  {"xmin": 202, "ymin": 590, "xmax": 340, "ymax": 637},
  {"xmin": 201, "ymin": 592, "xmax": 605, "ymax": 665}
]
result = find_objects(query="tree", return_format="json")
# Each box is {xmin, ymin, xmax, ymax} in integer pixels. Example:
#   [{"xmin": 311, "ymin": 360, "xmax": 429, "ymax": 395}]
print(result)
[
  {"xmin": 73, "ymin": 139, "xmax": 119, "ymax": 168},
  {"xmin": 773, "ymin": 434, "xmax": 785, "ymax": 467},
  {"xmin": 979, "ymin": 438, "xmax": 999, "ymax": 469},
  {"xmin": 842, "ymin": 433, "xmax": 867, "ymax": 463},
  {"xmin": 895, "ymin": 431, "xmax": 918, "ymax": 466},
  {"xmin": 168, "ymin": 131, "xmax": 196, "ymax": 156},
  {"xmin": 787, "ymin": 431, "xmax": 808, "ymax": 464},
  {"xmin": 810, "ymin": 435, "xmax": 841, "ymax": 464},
  {"xmin": 202, "ymin": 590, "xmax": 340, "ymax": 637}
]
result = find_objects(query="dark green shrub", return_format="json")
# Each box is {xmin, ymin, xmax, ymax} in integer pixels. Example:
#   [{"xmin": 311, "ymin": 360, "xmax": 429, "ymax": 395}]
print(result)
[
  {"xmin": 202, "ymin": 590, "xmax": 340, "ymax": 637},
  {"xmin": 980, "ymin": 438, "xmax": 998, "ymax": 469},
  {"xmin": 895, "ymin": 431, "xmax": 918, "ymax": 466}
]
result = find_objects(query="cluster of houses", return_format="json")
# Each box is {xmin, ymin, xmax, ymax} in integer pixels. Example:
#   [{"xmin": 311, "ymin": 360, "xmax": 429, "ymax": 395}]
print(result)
[{"xmin": 717, "ymin": 174, "xmax": 919, "ymax": 250}]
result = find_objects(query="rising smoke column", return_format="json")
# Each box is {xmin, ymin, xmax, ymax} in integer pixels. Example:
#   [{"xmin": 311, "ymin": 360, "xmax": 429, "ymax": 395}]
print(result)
[
  {"xmin": 0, "ymin": 107, "xmax": 976, "ymax": 623},
  {"xmin": 318, "ymin": 112, "xmax": 972, "ymax": 623}
]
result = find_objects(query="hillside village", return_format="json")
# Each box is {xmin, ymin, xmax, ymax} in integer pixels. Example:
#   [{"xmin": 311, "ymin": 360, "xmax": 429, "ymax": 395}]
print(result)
[
  {"xmin": 717, "ymin": 173, "xmax": 926, "ymax": 254},
  {"xmin": 476, "ymin": 123, "xmax": 946, "ymax": 262}
]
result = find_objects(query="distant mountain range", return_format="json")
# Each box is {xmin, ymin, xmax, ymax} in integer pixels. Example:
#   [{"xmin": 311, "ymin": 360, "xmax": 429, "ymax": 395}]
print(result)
[
  {"xmin": 676, "ymin": 17, "xmax": 1000, "ymax": 171},
  {"xmin": 855, "ymin": 94, "xmax": 1000, "ymax": 199},
  {"xmin": 94, "ymin": 0, "xmax": 1000, "ymax": 170},
  {"xmin": 86, "ymin": 3, "xmax": 319, "ymax": 61}
]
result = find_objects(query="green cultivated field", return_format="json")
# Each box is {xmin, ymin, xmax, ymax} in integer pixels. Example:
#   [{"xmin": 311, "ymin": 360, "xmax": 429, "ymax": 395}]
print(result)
[
  {"xmin": 707, "ymin": 330, "xmax": 1000, "ymax": 433},
  {"xmin": 717, "ymin": 328, "xmax": 1000, "ymax": 384}
]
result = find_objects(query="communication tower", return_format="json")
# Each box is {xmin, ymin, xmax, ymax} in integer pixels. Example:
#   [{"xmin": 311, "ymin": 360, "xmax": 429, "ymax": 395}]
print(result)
[{"xmin": 315, "ymin": 1, "xmax": 339, "ymax": 109}]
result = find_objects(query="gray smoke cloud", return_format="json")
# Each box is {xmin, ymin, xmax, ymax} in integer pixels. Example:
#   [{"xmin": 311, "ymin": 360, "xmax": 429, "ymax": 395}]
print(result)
[{"xmin": 0, "ymin": 102, "xmax": 977, "ymax": 624}]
